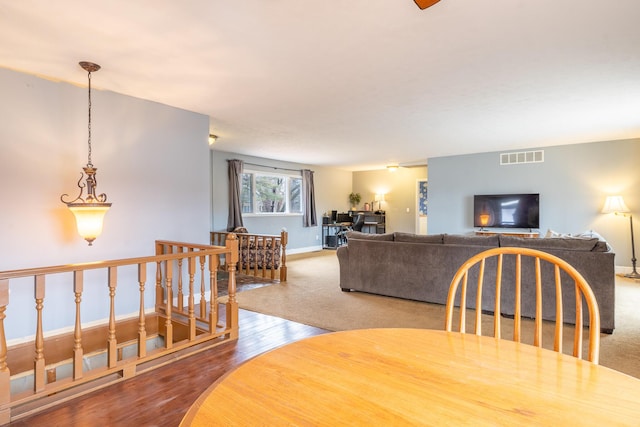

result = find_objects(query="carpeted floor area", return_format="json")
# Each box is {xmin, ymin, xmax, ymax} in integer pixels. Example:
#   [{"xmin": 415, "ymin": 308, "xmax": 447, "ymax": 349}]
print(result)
[
  {"xmin": 231, "ymin": 250, "xmax": 640, "ymax": 379},
  {"xmin": 216, "ymin": 271, "xmax": 278, "ymax": 296}
]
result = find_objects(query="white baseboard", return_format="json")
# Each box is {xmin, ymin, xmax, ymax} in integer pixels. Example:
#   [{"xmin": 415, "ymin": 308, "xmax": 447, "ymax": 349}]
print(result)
[
  {"xmin": 288, "ymin": 245, "xmax": 323, "ymax": 254},
  {"xmin": 616, "ymin": 265, "xmax": 637, "ymax": 276}
]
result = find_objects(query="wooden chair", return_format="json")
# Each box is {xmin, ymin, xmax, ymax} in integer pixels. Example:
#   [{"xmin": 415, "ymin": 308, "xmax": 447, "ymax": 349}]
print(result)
[{"xmin": 444, "ymin": 246, "xmax": 601, "ymax": 363}]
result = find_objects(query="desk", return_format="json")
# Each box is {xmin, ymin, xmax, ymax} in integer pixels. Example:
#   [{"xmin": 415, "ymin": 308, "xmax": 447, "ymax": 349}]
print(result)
[
  {"xmin": 321, "ymin": 223, "xmax": 349, "ymax": 248},
  {"xmin": 359, "ymin": 211, "xmax": 385, "ymax": 234},
  {"xmin": 322, "ymin": 212, "xmax": 386, "ymax": 249},
  {"xmin": 362, "ymin": 221, "xmax": 384, "ymax": 234},
  {"xmin": 181, "ymin": 329, "xmax": 640, "ymax": 426}
]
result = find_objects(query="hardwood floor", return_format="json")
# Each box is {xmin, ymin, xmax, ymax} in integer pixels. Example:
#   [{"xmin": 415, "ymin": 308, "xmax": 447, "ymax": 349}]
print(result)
[{"xmin": 10, "ymin": 309, "xmax": 327, "ymax": 427}]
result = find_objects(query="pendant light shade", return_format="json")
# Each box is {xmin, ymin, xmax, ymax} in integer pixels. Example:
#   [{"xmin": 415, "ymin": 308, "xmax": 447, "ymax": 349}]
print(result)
[
  {"xmin": 68, "ymin": 204, "xmax": 110, "ymax": 245},
  {"xmin": 61, "ymin": 62, "xmax": 112, "ymax": 246}
]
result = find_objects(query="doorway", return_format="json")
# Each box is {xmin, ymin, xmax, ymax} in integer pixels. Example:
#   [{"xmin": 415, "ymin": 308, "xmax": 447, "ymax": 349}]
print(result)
[{"xmin": 416, "ymin": 179, "xmax": 428, "ymax": 234}]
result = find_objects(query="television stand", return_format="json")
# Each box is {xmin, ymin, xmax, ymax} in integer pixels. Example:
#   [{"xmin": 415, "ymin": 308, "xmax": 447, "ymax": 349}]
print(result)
[{"xmin": 475, "ymin": 230, "xmax": 539, "ymax": 239}]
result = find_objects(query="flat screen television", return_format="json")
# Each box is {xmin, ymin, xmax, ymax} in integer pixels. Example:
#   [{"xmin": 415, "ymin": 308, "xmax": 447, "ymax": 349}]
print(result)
[{"xmin": 473, "ymin": 193, "xmax": 540, "ymax": 229}]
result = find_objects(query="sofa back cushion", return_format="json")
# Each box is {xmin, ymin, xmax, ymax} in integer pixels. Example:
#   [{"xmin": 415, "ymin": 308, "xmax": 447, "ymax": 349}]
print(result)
[
  {"xmin": 346, "ymin": 231, "xmax": 395, "ymax": 241},
  {"xmin": 573, "ymin": 230, "xmax": 612, "ymax": 252},
  {"xmin": 591, "ymin": 241, "xmax": 610, "ymax": 252},
  {"xmin": 394, "ymin": 232, "xmax": 444, "ymax": 244},
  {"xmin": 499, "ymin": 235, "xmax": 600, "ymax": 252},
  {"xmin": 443, "ymin": 234, "xmax": 499, "ymax": 247}
]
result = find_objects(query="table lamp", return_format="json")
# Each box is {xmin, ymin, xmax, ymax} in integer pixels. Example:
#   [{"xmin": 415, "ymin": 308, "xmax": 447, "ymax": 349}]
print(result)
[{"xmin": 374, "ymin": 194, "xmax": 385, "ymax": 212}]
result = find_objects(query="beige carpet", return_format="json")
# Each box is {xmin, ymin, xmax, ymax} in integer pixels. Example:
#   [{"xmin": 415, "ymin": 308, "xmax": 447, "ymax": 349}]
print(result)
[{"xmin": 232, "ymin": 250, "xmax": 640, "ymax": 379}]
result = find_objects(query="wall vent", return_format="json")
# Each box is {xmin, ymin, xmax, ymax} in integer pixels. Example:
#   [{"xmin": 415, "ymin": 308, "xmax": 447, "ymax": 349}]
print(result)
[{"xmin": 500, "ymin": 150, "xmax": 544, "ymax": 165}]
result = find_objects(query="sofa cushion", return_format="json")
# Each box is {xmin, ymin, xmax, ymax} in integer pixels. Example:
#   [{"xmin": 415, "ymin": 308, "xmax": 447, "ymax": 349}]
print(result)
[
  {"xmin": 545, "ymin": 229, "xmax": 611, "ymax": 252},
  {"xmin": 346, "ymin": 231, "xmax": 395, "ymax": 241},
  {"xmin": 499, "ymin": 235, "xmax": 600, "ymax": 252},
  {"xmin": 591, "ymin": 241, "xmax": 610, "ymax": 252},
  {"xmin": 394, "ymin": 232, "xmax": 444, "ymax": 244},
  {"xmin": 544, "ymin": 228, "xmax": 572, "ymax": 238},
  {"xmin": 574, "ymin": 230, "xmax": 612, "ymax": 252},
  {"xmin": 443, "ymin": 234, "xmax": 499, "ymax": 247}
]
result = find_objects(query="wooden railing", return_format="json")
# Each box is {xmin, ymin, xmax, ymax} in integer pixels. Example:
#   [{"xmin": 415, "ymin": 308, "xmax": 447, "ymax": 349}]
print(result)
[
  {"xmin": 0, "ymin": 238, "xmax": 238, "ymax": 424},
  {"xmin": 211, "ymin": 230, "xmax": 288, "ymax": 282}
]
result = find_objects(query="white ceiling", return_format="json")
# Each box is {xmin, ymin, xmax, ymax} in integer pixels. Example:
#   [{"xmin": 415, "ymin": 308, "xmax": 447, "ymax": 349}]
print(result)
[{"xmin": 1, "ymin": 0, "xmax": 639, "ymax": 171}]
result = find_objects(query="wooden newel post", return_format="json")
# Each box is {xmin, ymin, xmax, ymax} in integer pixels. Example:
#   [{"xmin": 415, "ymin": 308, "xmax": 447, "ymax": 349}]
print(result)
[
  {"xmin": 225, "ymin": 233, "xmax": 239, "ymax": 339},
  {"xmin": 280, "ymin": 229, "xmax": 288, "ymax": 282},
  {"xmin": 226, "ymin": 233, "xmax": 239, "ymax": 302},
  {"xmin": 0, "ymin": 279, "xmax": 11, "ymax": 424}
]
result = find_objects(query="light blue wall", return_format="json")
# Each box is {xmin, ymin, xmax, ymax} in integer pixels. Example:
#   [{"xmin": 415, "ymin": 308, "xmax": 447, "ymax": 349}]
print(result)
[
  {"xmin": 428, "ymin": 138, "xmax": 640, "ymax": 270},
  {"xmin": 0, "ymin": 67, "xmax": 210, "ymax": 340},
  {"xmin": 210, "ymin": 150, "xmax": 352, "ymax": 252}
]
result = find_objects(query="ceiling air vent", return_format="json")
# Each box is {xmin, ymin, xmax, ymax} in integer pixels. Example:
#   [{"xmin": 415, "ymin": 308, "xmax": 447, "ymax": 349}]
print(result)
[{"xmin": 500, "ymin": 150, "xmax": 544, "ymax": 165}]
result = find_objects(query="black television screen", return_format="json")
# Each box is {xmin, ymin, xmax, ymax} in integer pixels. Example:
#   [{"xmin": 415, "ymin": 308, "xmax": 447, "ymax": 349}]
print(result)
[{"xmin": 474, "ymin": 194, "xmax": 540, "ymax": 229}]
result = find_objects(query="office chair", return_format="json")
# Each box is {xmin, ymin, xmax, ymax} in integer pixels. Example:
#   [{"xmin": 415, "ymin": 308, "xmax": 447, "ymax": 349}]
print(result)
[
  {"xmin": 351, "ymin": 214, "xmax": 365, "ymax": 232},
  {"xmin": 337, "ymin": 214, "xmax": 365, "ymax": 245}
]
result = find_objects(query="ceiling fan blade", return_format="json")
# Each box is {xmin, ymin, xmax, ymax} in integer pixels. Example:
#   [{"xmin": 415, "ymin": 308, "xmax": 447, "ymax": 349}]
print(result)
[{"xmin": 414, "ymin": 0, "xmax": 441, "ymax": 9}]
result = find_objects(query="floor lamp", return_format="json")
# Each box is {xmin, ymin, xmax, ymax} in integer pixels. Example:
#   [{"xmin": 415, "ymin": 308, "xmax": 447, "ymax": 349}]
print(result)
[{"xmin": 602, "ymin": 195, "xmax": 640, "ymax": 279}]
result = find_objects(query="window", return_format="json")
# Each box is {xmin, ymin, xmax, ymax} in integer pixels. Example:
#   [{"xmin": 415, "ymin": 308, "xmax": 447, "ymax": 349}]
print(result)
[{"xmin": 241, "ymin": 170, "xmax": 302, "ymax": 215}]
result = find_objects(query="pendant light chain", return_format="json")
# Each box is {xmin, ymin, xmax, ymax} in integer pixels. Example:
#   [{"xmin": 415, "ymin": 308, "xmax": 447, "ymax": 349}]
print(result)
[{"xmin": 87, "ymin": 69, "xmax": 93, "ymax": 168}]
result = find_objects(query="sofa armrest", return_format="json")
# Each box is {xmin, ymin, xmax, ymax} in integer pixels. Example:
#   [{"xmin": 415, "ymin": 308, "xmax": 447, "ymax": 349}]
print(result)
[{"xmin": 336, "ymin": 246, "xmax": 351, "ymax": 291}]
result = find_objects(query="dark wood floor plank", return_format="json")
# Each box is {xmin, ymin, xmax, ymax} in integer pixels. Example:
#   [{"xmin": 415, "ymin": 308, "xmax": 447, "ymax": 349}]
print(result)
[{"xmin": 10, "ymin": 309, "xmax": 327, "ymax": 427}]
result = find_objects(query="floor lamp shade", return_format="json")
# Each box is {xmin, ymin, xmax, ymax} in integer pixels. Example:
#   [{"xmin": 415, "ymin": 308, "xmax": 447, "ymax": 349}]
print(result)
[{"xmin": 601, "ymin": 195, "xmax": 630, "ymax": 214}]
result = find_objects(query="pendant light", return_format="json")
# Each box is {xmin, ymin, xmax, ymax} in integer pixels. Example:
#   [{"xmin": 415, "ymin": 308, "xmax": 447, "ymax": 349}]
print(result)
[{"xmin": 61, "ymin": 61, "xmax": 112, "ymax": 246}]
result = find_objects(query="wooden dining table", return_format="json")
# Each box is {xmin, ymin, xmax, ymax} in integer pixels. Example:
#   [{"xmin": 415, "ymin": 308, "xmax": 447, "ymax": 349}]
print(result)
[{"xmin": 180, "ymin": 328, "xmax": 640, "ymax": 426}]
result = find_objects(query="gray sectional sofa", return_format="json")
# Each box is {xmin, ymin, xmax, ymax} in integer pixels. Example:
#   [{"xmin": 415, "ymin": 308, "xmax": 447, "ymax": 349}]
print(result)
[{"xmin": 336, "ymin": 231, "xmax": 615, "ymax": 333}]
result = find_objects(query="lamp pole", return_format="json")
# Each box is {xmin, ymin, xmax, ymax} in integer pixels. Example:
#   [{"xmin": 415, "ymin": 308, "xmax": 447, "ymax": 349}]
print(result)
[
  {"xmin": 601, "ymin": 196, "xmax": 639, "ymax": 280},
  {"xmin": 627, "ymin": 214, "xmax": 640, "ymax": 279}
]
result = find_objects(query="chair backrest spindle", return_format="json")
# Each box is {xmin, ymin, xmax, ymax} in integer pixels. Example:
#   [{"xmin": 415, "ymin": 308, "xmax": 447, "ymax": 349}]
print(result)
[{"xmin": 445, "ymin": 247, "xmax": 600, "ymax": 363}]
